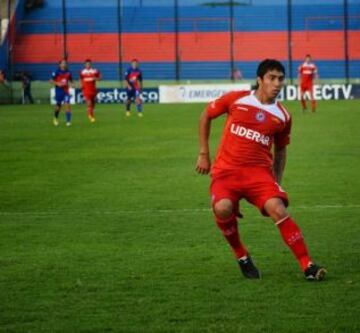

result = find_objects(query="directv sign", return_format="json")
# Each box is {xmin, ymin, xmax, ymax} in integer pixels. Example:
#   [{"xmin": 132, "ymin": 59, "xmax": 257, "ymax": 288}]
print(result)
[{"xmin": 278, "ymin": 84, "xmax": 360, "ymax": 101}]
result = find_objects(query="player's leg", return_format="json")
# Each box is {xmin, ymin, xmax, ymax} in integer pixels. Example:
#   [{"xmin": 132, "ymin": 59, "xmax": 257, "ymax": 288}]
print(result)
[
  {"xmin": 264, "ymin": 198, "xmax": 326, "ymax": 281},
  {"xmin": 125, "ymin": 90, "xmax": 133, "ymax": 116},
  {"xmin": 246, "ymin": 168, "xmax": 326, "ymax": 280},
  {"xmin": 64, "ymin": 94, "xmax": 72, "ymax": 126},
  {"xmin": 53, "ymin": 92, "xmax": 63, "ymax": 126},
  {"xmin": 300, "ymin": 85, "xmax": 307, "ymax": 112},
  {"xmin": 135, "ymin": 90, "xmax": 143, "ymax": 117},
  {"xmin": 53, "ymin": 103, "xmax": 61, "ymax": 126},
  {"xmin": 309, "ymin": 88, "xmax": 316, "ymax": 112},
  {"xmin": 213, "ymin": 199, "xmax": 248, "ymax": 260},
  {"xmin": 211, "ymin": 177, "xmax": 260, "ymax": 279},
  {"xmin": 85, "ymin": 96, "xmax": 95, "ymax": 122},
  {"xmin": 91, "ymin": 96, "xmax": 96, "ymax": 121}
]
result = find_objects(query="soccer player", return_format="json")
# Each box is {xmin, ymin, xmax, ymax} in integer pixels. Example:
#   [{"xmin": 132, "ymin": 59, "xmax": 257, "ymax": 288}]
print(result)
[
  {"xmin": 80, "ymin": 59, "xmax": 101, "ymax": 123},
  {"xmin": 195, "ymin": 59, "xmax": 326, "ymax": 281},
  {"xmin": 298, "ymin": 54, "xmax": 319, "ymax": 113},
  {"xmin": 124, "ymin": 58, "xmax": 143, "ymax": 117},
  {"xmin": 50, "ymin": 59, "xmax": 73, "ymax": 126}
]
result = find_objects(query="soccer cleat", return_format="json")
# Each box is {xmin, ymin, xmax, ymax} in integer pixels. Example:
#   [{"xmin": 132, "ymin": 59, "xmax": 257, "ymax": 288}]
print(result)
[
  {"xmin": 238, "ymin": 256, "xmax": 261, "ymax": 279},
  {"xmin": 126, "ymin": 111, "xmax": 131, "ymax": 117},
  {"xmin": 138, "ymin": 112, "xmax": 143, "ymax": 117},
  {"xmin": 88, "ymin": 116, "xmax": 96, "ymax": 123},
  {"xmin": 304, "ymin": 264, "xmax": 327, "ymax": 281},
  {"xmin": 53, "ymin": 118, "xmax": 59, "ymax": 126},
  {"xmin": 66, "ymin": 122, "xmax": 71, "ymax": 127}
]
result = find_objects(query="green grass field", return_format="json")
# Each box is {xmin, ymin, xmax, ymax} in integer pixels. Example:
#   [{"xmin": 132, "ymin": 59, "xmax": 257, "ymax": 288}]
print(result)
[{"xmin": 1, "ymin": 100, "xmax": 360, "ymax": 332}]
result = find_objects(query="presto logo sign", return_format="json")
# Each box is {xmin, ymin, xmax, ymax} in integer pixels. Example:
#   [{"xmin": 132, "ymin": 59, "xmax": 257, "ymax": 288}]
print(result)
[{"xmin": 75, "ymin": 88, "xmax": 159, "ymax": 104}]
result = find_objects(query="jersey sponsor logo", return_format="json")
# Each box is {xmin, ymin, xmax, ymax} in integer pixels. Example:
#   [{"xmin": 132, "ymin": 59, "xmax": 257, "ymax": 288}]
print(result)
[
  {"xmin": 256, "ymin": 111, "xmax": 266, "ymax": 122},
  {"xmin": 230, "ymin": 123, "xmax": 270, "ymax": 146}
]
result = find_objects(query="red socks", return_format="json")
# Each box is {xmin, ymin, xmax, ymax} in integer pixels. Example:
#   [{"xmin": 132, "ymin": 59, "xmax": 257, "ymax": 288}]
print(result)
[
  {"xmin": 87, "ymin": 106, "xmax": 94, "ymax": 117},
  {"xmin": 276, "ymin": 216, "xmax": 311, "ymax": 271},
  {"xmin": 215, "ymin": 214, "xmax": 248, "ymax": 259},
  {"xmin": 301, "ymin": 97, "xmax": 307, "ymax": 110},
  {"xmin": 311, "ymin": 99, "xmax": 316, "ymax": 112}
]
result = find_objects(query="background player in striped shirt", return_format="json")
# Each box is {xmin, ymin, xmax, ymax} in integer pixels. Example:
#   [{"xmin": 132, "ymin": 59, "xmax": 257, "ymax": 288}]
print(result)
[
  {"xmin": 80, "ymin": 59, "xmax": 101, "ymax": 123},
  {"xmin": 50, "ymin": 59, "xmax": 73, "ymax": 126},
  {"xmin": 298, "ymin": 54, "xmax": 319, "ymax": 113},
  {"xmin": 196, "ymin": 59, "xmax": 326, "ymax": 281},
  {"xmin": 124, "ymin": 59, "xmax": 143, "ymax": 117}
]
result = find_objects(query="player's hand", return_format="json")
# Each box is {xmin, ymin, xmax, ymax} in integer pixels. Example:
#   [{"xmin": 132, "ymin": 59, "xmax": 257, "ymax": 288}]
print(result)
[{"xmin": 195, "ymin": 153, "xmax": 211, "ymax": 174}]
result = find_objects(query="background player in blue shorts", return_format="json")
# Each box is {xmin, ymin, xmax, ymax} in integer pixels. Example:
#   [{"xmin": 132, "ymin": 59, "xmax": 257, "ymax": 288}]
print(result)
[
  {"xmin": 124, "ymin": 58, "xmax": 143, "ymax": 117},
  {"xmin": 50, "ymin": 59, "xmax": 73, "ymax": 126}
]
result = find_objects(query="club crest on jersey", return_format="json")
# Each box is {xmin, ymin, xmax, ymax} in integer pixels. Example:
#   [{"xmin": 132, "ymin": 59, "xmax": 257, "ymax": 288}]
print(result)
[{"xmin": 256, "ymin": 111, "xmax": 266, "ymax": 122}]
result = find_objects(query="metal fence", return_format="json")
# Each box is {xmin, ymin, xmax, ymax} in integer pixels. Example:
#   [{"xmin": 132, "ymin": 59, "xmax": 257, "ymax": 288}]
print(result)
[{"xmin": 1, "ymin": 0, "xmax": 360, "ymax": 87}]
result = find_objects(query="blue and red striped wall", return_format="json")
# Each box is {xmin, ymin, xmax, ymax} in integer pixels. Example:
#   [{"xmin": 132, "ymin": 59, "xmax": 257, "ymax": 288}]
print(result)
[{"xmin": 11, "ymin": 1, "xmax": 360, "ymax": 80}]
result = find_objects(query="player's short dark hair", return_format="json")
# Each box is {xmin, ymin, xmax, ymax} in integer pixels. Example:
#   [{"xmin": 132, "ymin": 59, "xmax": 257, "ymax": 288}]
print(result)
[
  {"xmin": 305, "ymin": 54, "xmax": 311, "ymax": 58},
  {"xmin": 85, "ymin": 58, "xmax": 92, "ymax": 63},
  {"xmin": 256, "ymin": 59, "xmax": 285, "ymax": 79}
]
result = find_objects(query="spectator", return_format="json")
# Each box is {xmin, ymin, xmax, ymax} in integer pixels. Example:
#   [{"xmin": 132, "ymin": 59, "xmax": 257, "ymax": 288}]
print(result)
[
  {"xmin": 231, "ymin": 68, "xmax": 243, "ymax": 81},
  {"xmin": 21, "ymin": 72, "xmax": 34, "ymax": 104}
]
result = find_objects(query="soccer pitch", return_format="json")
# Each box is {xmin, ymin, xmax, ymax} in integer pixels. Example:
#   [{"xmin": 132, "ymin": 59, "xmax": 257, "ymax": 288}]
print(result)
[{"xmin": 0, "ymin": 100, "xmax": 360, "ymax": 332}]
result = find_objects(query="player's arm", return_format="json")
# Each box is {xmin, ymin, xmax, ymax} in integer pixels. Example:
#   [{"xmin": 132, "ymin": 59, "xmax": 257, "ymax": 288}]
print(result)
[
  {"xmin": 196, "ymin": 110, "xmax": 212, "ymax": 174},
  {"xmin": 297, "ymin": 66, "xmax": 302, "ymax": 84},
  {"xmin": 273, "ymin": 114, "xmax": 292, "ymax": 184},
  {"xmin": 273, "ymin": 146, "xmax": 287, "ymax": 184},
  {"xmin": 79, "ymin": 73, "xmax": 84, "ymax": 89},
  {"xmin": 139, "ymin": 72, "xmax": 143, "ymax": 91},
  {"xmin": 95, "ymin": 70, "xmax": 101, "ymax": 81},
  {"xmin": 49, "ymin": 73, "xmax": 61, "ymax": 87},
  {"xmin": 68, "ymin": 73, "xmax": 74, "ymax": 88},
  {"xmin": 124, "ymin": 71, "xmax": 131, "ymax": 89},
  {"xmin": 195, "ymin": 92, "xmax": 236, "ymax": 174},
  {"xmin": 314, "ymin": 67, "xmax": 319, "ymax": 84}
]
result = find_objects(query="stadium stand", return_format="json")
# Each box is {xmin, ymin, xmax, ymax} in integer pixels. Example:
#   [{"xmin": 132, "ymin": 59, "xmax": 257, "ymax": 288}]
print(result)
[{"xmin": 3, "ymin": 0, "xmax": 360, "ymax": 81}]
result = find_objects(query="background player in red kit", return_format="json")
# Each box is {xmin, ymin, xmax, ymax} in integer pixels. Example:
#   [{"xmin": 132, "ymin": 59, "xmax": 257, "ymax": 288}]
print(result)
[
  {"xmin": 298, "ymin": 54, "xmax": 319, "ymax": 113},
  {"xmin": 195, "ymin": 59, "xmax": 326, "ymax": 281},
  {"xmin": 80, "ymin": 59, "xmax": 101, "ymax": 123}
]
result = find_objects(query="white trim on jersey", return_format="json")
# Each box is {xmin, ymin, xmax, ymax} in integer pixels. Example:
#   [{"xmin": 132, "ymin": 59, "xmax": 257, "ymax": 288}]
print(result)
[{"xmin": 233, "ymin": 91, "xmax": 288, "ymax": 123}]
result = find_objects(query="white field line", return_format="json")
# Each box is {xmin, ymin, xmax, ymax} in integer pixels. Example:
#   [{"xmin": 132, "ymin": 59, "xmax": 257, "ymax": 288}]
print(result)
[{"xmin": 0, "ymin": 204, "xmax": 359, "ymax": 216}]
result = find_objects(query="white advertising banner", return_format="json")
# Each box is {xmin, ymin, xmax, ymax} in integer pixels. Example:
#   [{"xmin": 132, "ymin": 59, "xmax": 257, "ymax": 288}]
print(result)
[
  {"xmin": 50, "ymin": 88, "xmax": 76, "ymax": 105},
  {"xmin": 159, "ymin": 83, "xmax": 251, "ymax": 103},
  {"xmin": 277, "ymin": 84, "xmax": 355, "ymax": 101}
]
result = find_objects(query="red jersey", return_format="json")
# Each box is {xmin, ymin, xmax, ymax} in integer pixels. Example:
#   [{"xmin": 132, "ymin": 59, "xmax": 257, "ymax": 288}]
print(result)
[
  {"xmin": 298, "ymin": 62, "xmax": 318, "ymax": 86},
  {"xmin": 207, "ymin": 90, "xmax": 291, "ymax": 177},
  {"xmin": 80, "ymin": 68, "xmax": 100, "ymax": 95}
]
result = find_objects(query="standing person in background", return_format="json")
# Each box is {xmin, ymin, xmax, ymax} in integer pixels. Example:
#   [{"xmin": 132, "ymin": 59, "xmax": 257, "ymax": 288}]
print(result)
[
  {"xmin": 21, "ymin": 72, "xmax": 34, "ymax": 104},
  {"xmin": 298, "ymin": 54, "xmax": 319, "ymax": 113},
  {"xmin": 231, "ymin": 68, "xmax": 243, "ymax": 81},
  {"xmin": 0, "ymin": 69, "xmax": 9, "ymax": 87},
  {"xmin": 124, "ymin": 59, "xmax": 143, "ymax": 117},
  {"xmin": 80, "ymin": 59, "xmax": 101, "ymax": 123},
  {"xmin": 50, "ymin": 59, "xmax": 73, "ymax": 127},
  {"xmin": 195, "ymin": 59, "xmax": 326, "ymax": 281}
]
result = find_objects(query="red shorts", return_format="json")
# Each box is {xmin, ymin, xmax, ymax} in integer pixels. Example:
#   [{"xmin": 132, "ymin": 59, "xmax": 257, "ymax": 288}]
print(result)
[
  {"xmin": 300, "ymin": 83, "xmax": 313, "ymax": 93},
  {"xmin": 210, "ymin": 167, "xmax": 289, "ymax": 216},
  {"xmin": 83, "ymin": 92, "xmax": 97, "ymax": 102}
]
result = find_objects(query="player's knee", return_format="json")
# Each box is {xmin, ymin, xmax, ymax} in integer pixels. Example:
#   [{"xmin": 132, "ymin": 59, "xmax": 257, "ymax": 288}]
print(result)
[
  {"xmin": 213, "ymin": 199, "xmax": 233, "ymax": 219},
  {"xmin": 265, "ymin": 199, "xmax": 288, "ymax": 222}
]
